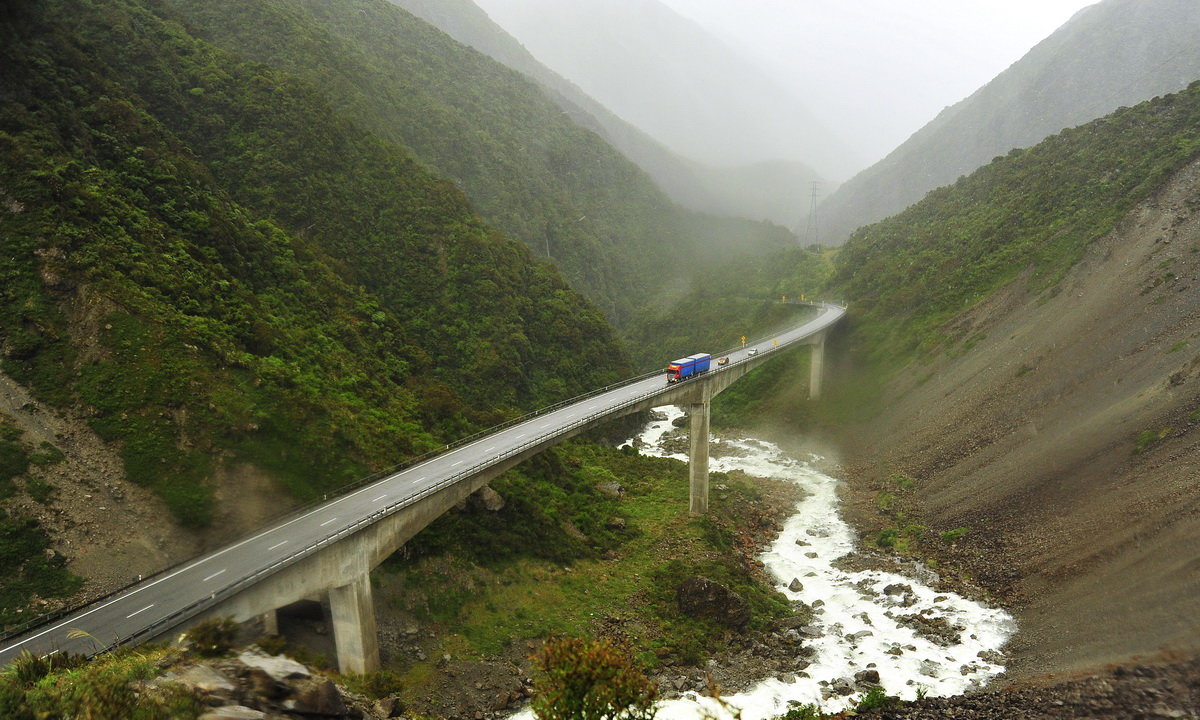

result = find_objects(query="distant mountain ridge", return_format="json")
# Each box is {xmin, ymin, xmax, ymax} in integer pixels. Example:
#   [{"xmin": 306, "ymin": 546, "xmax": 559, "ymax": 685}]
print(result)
[
  {"xmin": 817, "ymin": 0, "xmax": 1200, "ymax": 244},
  {"xmin": 469, "ymin": 0, "xmax": 852, "ymax": 223},
  {"xmin": 390, "ymin": 0, "xmax": 818, "ymax": 225}
]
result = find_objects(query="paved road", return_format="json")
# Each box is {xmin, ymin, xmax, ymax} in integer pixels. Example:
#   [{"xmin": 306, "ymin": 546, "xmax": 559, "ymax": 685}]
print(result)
[{"xmin": 0, "ymin": 303, "xmax": 845, "ymax": 663}]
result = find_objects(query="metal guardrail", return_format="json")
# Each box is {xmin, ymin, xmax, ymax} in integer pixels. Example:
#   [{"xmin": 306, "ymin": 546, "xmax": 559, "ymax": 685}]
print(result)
[{"xmin": 0, "ymin": 303, "xmax": 845, "ymax": 653}]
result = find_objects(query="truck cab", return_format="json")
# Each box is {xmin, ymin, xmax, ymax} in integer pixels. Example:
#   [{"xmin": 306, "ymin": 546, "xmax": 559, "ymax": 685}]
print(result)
[{"xmin": 666, "ymin": 353, "xmax": 712, "ymax": 383}]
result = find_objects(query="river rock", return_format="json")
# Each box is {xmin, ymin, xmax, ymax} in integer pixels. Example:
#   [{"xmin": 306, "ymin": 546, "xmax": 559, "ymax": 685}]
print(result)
[
  {"xmin": 855, "ymin": 669, "xmax": 881, "ymax": 686},
  {"xmin": 797, "ymin": 625, "xmax": 822, "ymax": 638},
  {"xmin": 883, "ymin": 583, "xmax": 913, "ymax": 596},
  {"xmin": 677, "ymin": 576, "xmax": 751, "ymax": 628},
  {"xmin": 788, "ymin": 578, "xmax": 804, "ymax": 592}
]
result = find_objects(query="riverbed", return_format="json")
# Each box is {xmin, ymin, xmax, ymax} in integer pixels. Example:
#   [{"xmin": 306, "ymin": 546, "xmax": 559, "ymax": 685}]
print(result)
[{"xmin": 631, "ymin": 406, "xmax": 1015, "ymax": 717}]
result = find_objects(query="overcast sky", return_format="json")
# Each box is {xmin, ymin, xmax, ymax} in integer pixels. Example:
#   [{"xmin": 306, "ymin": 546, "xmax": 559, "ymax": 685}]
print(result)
[{"xmin": 656, "ymin": 0, "xmax": 1099, "ymax": 163}]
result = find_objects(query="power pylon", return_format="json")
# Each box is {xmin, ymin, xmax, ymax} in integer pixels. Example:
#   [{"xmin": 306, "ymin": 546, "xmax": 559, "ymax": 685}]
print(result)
[{"xmin": 803, "ymin": 181, "xmax": 821, "ymax": 246}]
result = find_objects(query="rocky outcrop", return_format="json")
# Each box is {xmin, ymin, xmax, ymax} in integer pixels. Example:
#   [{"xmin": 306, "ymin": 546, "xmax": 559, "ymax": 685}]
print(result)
[{"xmin": 155, "ymin": 648, "xmax": 385, "ymax": 719}]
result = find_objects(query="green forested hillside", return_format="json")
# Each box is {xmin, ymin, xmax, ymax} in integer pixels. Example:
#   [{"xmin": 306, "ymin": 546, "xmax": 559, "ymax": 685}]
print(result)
[
  {"xmin": 161, "ymin": 0, "xmax": 793, "ymax": 325},
  {"xmin": 831, "ymin": 81, "xmax": 1200, "ymax": 365},
  {"xmin": 0, "ymin": 0, "xmax": 628, "ymax": 525}
]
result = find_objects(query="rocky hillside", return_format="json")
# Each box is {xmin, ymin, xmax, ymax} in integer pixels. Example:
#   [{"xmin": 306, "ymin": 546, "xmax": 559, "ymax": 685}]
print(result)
[
  {"xmin": 803, "ymin": 84, "xmax": 1200, "ymax": 677},
  {"xmin": 818, "ymin": 0, "xmax": 1200, "ymax": 244}
]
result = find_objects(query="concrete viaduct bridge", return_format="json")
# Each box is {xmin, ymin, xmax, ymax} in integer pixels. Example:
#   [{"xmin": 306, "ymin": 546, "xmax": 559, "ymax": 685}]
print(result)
[{"xmin": 0, "ymin": 303, "xmax": 845, "ymax": 673}]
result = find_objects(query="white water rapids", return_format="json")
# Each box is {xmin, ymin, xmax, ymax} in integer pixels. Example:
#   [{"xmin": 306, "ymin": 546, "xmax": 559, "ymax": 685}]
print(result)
[{"xmin": 629, "ymin": 406, "xmax": 1015, "ymax": 717}]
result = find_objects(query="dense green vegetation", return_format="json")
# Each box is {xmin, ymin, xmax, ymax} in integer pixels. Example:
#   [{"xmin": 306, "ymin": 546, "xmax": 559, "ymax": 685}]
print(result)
[
  {"xmin": 0, "ymin": 0, "xmax": 629, "ymax": 525},
  {"xmin": 0, "ymin": 418, "xmax": 82, "ymax": 629},
  {"xmin": 379, "ymin": 440, "xmax": 795, "ymax": 670},
  {"xmin": 830, "ymin": 81, "xmax": 1200, "ymax": 366},
  {"xmin": 0, "ymin": 646, "xmax": 205, "ymax": 719},
  {"xmin": 162, "ymin": 0, "xmax": 794, "ymax": 327}
]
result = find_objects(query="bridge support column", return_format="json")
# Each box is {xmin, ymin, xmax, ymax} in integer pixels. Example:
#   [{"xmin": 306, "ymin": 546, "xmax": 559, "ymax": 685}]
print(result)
[
  {"xmin": 328, "ymin": 574, "xmax": 380, "ymax": 674},
  {"xmin": 809, "ymin": 335, "xmax": 826, "ymax": 400},
  {"xmin": 688, "ymin": 400, "xmax": 710, "ymax": 516}
]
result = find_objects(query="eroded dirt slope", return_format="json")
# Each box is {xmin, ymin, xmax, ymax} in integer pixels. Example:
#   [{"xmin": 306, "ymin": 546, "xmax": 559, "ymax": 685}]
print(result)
[
  {"xmin": 842, "ymin": 156, "xmax": 1200, "ymax": 679},
  {"xmin": 0, "ymin": 368, "xmax": 296, "ymax": 601}
]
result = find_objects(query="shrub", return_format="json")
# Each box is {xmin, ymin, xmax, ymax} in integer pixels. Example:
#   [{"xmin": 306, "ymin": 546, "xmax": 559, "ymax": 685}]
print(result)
[
  {"xmin": 532, "ymin": 636, "xmax": 658, "ymax": 720},
  {"xmin": 855, "ymin": 686, "xmax": 897, "ymax": 711},
  {"xmin": 779, "ymin": 704, "xmax": 828, "ymax": 720},
  {"xmin": 940, "ymin": 527, "xmax": 970, "ymax": 544},
  {"xmin": 1132, "ymin": 428, "xmax": 1172, "ymax": 454},
  {"xmin": 183, "ymin": 617, "xmax": 240, "ymax": 657},
  {"xmin": 341, "ymin": 669, "xmax": 404, "ymax": 699}
]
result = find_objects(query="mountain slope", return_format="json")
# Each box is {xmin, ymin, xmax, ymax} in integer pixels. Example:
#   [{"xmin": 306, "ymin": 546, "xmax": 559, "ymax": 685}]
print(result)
[
  {"xmin": 471, "ymin": 0, "xmax": 853, "ymax": 212},
  {"xmin": 818, "ymin": 0, "xmax": 1200, "ymax": 244},
  {"xmin": 810, "ymin": 84, "xmax": 1200, "ymax": 675},
  {"xmin": 389, "ymin": 0, "xmax": 815, "ymax": 225},
  {"xmin": 0, "ymin": 0, "xmax": 628, "ymax": 537},
  {"xmin": 167, "ymin": 0, "xmax": 793, "ymax": 326}
]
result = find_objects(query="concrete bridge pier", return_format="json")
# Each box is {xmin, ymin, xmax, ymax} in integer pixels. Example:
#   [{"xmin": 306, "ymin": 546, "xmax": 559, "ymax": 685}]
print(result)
[
  {"xmin": 688, "ymin": 400, "xmax": 710, "ymax": 516},
  {"xmin": 809, "ymin": 333, "xmax": 826, "ymax": 399},
  {"xmin": 328, "ymin": 574, "xmax": 380, "ymax": 674}
]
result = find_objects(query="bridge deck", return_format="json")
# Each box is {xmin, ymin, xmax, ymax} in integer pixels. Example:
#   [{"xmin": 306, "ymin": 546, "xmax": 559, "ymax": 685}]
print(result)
[{"xmin": 0, "ymin": 303, "xmax": 844, "ymax": 663}]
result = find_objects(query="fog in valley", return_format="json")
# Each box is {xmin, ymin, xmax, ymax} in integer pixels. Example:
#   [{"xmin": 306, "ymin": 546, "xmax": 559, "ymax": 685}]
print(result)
[{"xmin": 473, "ymin": 0, "xmax": 1098, "ymax": 178}]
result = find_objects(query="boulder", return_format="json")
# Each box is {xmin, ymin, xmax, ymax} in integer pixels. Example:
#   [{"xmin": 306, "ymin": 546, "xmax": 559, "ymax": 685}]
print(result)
[
  {"xmin": 173, "ymin": 665, "xmax": 236, "ymax": 694},
  {"xmin": 787, "ymin": 578, "xmax": 804, "ymax": 592},
  {"xmin": 677, "ymin": 576, "xmax": 750, "ymax": 628},
  {"xmin": 237, "ymin": 651, "xmax": 309, "ymax": 681},
  {"xmin": 854, "ymin": 669, "xmax": 881, "ymax": 686},
  {"xmin": 597, "ymin": 481, "xmax": 626, "ymax": 497},
  {"xmin": 470, "ymin": 485, "xmax": 506, "ymax": 512},
  {"xmin": 376, "ymin": 696, "xmax": 406, "ymax": 717},
  {"xmin": 243, "ymin": 667, "xmax": 290, "ymax": 701},
  {"xmin": 198, "ymin": 707, "xmax": 264, "ymax": 720},
  {"xmin": 292, "ymin": 679, "xmax": 347, "ymax": 716}
]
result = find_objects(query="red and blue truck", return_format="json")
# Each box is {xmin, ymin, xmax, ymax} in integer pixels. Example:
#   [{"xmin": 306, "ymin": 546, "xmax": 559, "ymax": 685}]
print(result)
[{"xmin": 666, "ymin": 353, "xmax": 712, "ymax": 383}]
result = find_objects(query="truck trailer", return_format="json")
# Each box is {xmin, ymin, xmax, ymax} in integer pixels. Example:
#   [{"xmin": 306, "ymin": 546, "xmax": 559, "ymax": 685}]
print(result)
[{"xmin": 666, "ymin": 353, "xmax": 712, "ymax": 383}]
